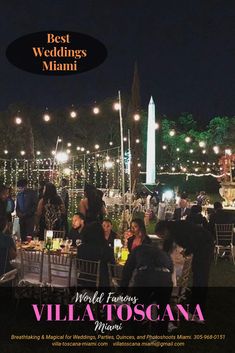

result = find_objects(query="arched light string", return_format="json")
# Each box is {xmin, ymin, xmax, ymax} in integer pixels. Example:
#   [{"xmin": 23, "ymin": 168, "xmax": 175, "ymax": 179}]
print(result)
[{"xmin": 157, "ymin": 172, "xmax": 227, "ymax": 179}]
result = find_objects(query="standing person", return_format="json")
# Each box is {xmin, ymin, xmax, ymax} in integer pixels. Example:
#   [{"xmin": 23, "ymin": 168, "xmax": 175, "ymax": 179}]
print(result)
[
  {"xmin": 6, "ymin": 187, "xmax": 15, "ymax": 224},
  {"xmin": 60, "ymin": 178, "xmax": 69, "ymax": 236},
  {"xmin": 102, "ymin": 219, "xmax": 118, "ymax": 248},
  {"xmin": 79, "ymin": 184, "xmax": 106, "ymax": 224},
  {"xmin": 127, "ymin": 218, "xmax": 151, "ymax": 253},
  {"xmin": 36, "ymin": 182, "xmax": 65, "ymax": 240},
  {"xmin": 16, "ymin": 179, "xmax": 37, "ymax": 241},
  {"xmin": 196, "ymin": 191, "xmax": 208, "ymax": 206},
  {"xmin": 0, "ymin": 220, "xmax": 16, "ymax": 275},
  {"xmin": 77, "ymin": 222, "xmax": 115, "ymax": 287},
  {"xmin": 0, "ymin": 185, "xmax": 9, "ymax": 231},
  {"xmin": 155, "ymin": 221, "xmax": 214, "ymax": 313},
  {"xmin": 121, "ymin": 242, "xmax": 173, "ymax": 333},
  {"xmin": 38, "ymin": 180, "xmax": 46, "ymax": 200}
]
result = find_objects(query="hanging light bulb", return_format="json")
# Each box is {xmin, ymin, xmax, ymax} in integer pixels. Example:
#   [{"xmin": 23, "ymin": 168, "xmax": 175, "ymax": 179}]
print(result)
[
  {"xmin": 93, "ymin": 107, "xmax": 100, "ymax": 114},
  {"xmin": 70, "ymin": 111, "xmax": 77, "ymax": 118},
  {"xmin": 43, "ymin": 114, "xmax": 51, "ymax": 122}
]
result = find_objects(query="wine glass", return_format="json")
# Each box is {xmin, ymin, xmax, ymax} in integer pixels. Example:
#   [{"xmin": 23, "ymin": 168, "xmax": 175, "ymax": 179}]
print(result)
[
  {"xmin": 76, "ymin": 239, "xmax": 82, "ymax": 247},
  {"xmin": 67, "ymin": 239, "xmax": 73, "ymax": 249},
  {"xmin": 60, "ymin": 239, "xmax": 66, "ymax": 250}
]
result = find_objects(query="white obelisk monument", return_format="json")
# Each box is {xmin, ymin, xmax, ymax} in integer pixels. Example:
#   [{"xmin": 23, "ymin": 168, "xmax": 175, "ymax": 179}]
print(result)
[{"xmin": 146, "ymin": 96, "xmax": 156, "ymax": 184}]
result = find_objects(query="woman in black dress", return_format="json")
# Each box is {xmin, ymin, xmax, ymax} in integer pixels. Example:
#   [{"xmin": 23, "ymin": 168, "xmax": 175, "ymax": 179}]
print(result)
[
  {"xmin": 36, "ymin": 183, "xmax": 65, "ymax": 240},
  {"xmin": 79, "ymin": 184, "xmax": 106, "ymax": 224}
]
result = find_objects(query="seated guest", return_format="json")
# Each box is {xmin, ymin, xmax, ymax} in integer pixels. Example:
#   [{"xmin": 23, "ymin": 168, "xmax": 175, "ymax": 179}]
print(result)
[
  {"xmin": 127, "ymin": 218, "xmax": 151, "ymax": 253},
  {"xmin": 77, "ymin": 222, "xmax": 115, "ymax": 287},
  {"xmin": 0, "ymin": 220, "xmax": 17, "ymax": 275},
  {"xmin": 209, "ymin": 201, "xmax": 234, "ymax": 227},
  {"xmin": 69, "ymin": 212, "xmax": 86, "ymax": 246},
  {"xmin": 209, "ymin": 201, "xmax": 235, "ymax": 240},
  {"xmin": 173, "ymin": 199, "xmax": 191, "ymax": 220},
  {"xmin": 102, "ymin": 219, "xmax": 117, "ymax": 248},
  {"xmin": 186, "ymin": 205, "xmax": 208, "ymax": 229}
]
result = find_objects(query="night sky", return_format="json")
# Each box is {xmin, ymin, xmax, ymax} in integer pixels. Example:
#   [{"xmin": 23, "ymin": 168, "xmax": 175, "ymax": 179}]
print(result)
[{"xmin": 1, "ymin": 0, "xmax": 235, "ymax": 121}]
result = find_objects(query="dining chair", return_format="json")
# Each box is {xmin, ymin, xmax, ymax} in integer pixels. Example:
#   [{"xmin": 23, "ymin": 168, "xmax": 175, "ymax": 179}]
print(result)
[
  {"xmin": 44, "ymin": 230, "xmax": 65, "ymax": 239},
  {"xmin": 19, "ymin": 249, "xmax": 44, "ymax": 284},
  {"xmin": 214, "ymin": 224, "xmax": 234, "ymax": 265},
  {"xmin": 15, "ymin": 249, "xmax": 45, "ymax": 305},
  {"xmin": 108, "ymin": 263, "xmax": 123, "ymax": 289},
  {"xmin": 76, "ymin": 259, "xmax": 100, "ymax": 288},
  {"xmin": 47, "ymin": 251, "xmax": 72, "ymax": 287}
]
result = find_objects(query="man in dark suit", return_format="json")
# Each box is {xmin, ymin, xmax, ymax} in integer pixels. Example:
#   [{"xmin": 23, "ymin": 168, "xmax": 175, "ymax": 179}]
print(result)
[
  {"xmin": 16, "ymin": 179, "xmax": 37, "ymax": 241},
  {"xmin": 173, "ymin": 199, "xmax": 191, "ymax": 221}
]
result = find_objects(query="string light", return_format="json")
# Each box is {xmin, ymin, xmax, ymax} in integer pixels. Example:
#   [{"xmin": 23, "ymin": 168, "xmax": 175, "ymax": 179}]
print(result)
[
  {"xmin": 20, "ymin": 150, "xmax": 25, "ymax": 156},
  {"xmin": 93, "ymin": 107, "xmax": 100, "ymax": 114},
  {"xmin": 66, "ymin": 149, "xmax": 71, "ymax": 154},
  {"xmin": 199, "ymin": 141, "xmax": 206, "ymax": 148},
  {"xmin": 70, "ymin": 111, "xmax": 77, "ymax": 118},
  {"xmin": 81, "ymin": 147, "xmax": 85, "ymax": 152},
  {"xmin": 43, "ymin": 114, "xmax": 51, "ymax": 122},
  {"xmin": 4, "ymin": 150, "xmax": 8, "ymax": 155},
  {"xmin": 55, "ymin": 152, "xmax": 69, "ymax": 163},
  {"xmin": 136, "ymin": 139, "xmax": 140, "ymax": 143},
  {"xmin": 67, "ymin": 142, "xmax": 72, "ymax": 147},
  {"xmin": 169, "ymin": 130, "xmax": 175, "ymax": 137},
  {"xmin": 185, "ymin": 136, "xmax": 191, "ymax": 143},
  {"xmin": 105, "ymin": 161, "xmax": 113, "ymax": 169},
  {"xmin": 15, "ymin": 117, "xmax": 22, "ymax": 125},
  {"xmin": 109, "ymin": 141, "xmax": 113, "ymax": 146},
  {"xmin": 134, "ymin": 113, "xmax": 140, "ymax": 121},
  {"xmin": 123, "ymin": 137, "xmax": 127, "ymax": 142},
  {"xmin": 162, "ymin": 145, "xmax": 167, "ymax": 150},
  {"xmin": 189, "ymin": 149, "xmax": 194, "ymax": 153},
  {"xmin": 213, "ymin": 146, "xmax": 219, "ymax": 154},
  {"xmin": 158, "ymin": 171, "xmax": 226, "ymax": 178},
  {"xmin": 176, "ymin": 148, "xmax": 180, "ymax": 152},
  {"xmin": 94, "ymin": 144, "xmax": 100, "ymax": 150},
  {"xmin": 36, "ymin": 151, "xmax": 41, "ymax": 156},
  {"xmin": 76, "ymin": 146, "xmax": 81, "ymax": 151},
  {"xmin": 225, "ymin": 149, "xmax": 232, "ymax": 155},
  {"xmin": 113, "ymin": 102, "xmax": 120, "ymax": 111}
]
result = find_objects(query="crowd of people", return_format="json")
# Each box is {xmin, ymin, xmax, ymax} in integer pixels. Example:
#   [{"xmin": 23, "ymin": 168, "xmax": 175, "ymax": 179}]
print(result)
[{"xmin": 0, "ymin": 179, "xmax": 234, "ymax": 333}]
